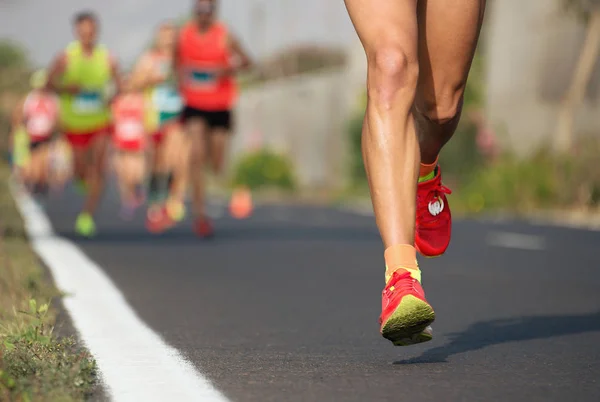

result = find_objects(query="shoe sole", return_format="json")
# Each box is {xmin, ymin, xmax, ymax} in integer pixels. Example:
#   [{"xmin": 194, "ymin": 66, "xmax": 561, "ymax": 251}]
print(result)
[
  {"xmin": 415, "ymin": 244, "xmax": 446, "ymax": 259},
  {"xmin": 381, "ymin": 295, "xmax": 435, "ymax": 346},
  {"xmin": 75, "ymin": 229, "xmax": 95, "ymax": 238}
]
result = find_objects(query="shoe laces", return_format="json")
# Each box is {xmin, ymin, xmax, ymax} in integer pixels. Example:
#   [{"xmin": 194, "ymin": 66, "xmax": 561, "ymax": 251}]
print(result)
[
  {"xmin": 384, "ymin": 270, "xmax": 417, "ymax": 298},
  {"xmin": 418, "ymin": 182, "xmax": 452, "ymax": 228}
]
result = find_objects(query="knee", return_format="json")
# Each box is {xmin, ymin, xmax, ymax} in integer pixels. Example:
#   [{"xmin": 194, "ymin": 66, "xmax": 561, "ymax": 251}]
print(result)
[
  {"xmin": 367, "ymin": 45, "xmax": 419, "ymax": 109},
  {"xmin": 417, "ymin": 84, "xmax": 464, "ymax": 125}
]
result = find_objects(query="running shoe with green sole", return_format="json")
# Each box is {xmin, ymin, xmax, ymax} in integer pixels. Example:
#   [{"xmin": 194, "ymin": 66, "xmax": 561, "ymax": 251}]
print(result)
[
  {"xmin": 75, "ymin": 212, "xmax": 96, "ymax": 237},
  {"xmin": 379, "ymin": 270, "xmax": 435, "ymax": 346}
]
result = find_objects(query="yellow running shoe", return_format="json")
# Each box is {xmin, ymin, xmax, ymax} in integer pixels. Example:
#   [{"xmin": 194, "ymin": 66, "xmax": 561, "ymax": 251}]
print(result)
[
  {"xmin": 166, "ymin": 200, "xmax": 186, "ymax": 222},
  {"xmin": 75, "ymin": 213, "xmax": 96, "ymax": 237}
]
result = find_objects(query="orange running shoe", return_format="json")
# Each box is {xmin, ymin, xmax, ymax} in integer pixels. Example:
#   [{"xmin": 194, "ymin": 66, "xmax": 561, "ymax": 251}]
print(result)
[
  {"xmin": 379, "ymin": 270, "xmax": 435, "ymax": 346},
  {"xmin": 229, "ymin": 187, "xmax": 253, "ymax": 219}
]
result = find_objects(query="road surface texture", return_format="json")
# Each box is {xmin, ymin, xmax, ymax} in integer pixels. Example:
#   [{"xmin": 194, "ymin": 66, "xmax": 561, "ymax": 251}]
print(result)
[{"xmin": 42, "ymin": 187, "xmax": 600, "ymax": 402}]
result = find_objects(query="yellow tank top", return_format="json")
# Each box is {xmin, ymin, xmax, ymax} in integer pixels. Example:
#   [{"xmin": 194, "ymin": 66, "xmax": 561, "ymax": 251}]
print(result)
[{"xmin": 59, "ymin": 41, "xmax": 112, "ymax": 132}]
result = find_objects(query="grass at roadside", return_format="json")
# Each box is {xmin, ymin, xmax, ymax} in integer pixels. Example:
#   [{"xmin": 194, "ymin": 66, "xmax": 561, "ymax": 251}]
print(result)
[
  {"xmin": 445, "ymin": 140, "xmax": 600, "ymax": 216},
  {"xmin": 0, "ymin": 163, "xmax": 97, "ymax": 401}
]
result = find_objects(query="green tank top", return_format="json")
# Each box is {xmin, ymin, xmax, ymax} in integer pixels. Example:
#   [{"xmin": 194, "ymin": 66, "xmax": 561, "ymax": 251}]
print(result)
[
  {"xmin": 144, "ymin": 55, "xmax": 182, "ymax": 131},
  {"xmin": 60, "ymin": 41, "xmax": 112, "ymax": 132},
  {"xmin": 12, "ymin": 126, "xmax": 30, "ymax": 167}
]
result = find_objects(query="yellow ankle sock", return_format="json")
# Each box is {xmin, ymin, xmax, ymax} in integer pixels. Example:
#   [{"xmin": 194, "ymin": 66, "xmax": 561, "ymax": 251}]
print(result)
[{"xmin": 384, "ymin": 244, "xmax": 421, "ymax": 283}]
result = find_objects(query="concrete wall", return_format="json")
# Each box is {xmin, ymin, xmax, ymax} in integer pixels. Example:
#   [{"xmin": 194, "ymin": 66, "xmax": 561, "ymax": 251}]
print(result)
[
  {"xmin": 486, "ymin": 0, "xmax": 600, "ymax": 153},
  {"xmin": 229, "ymin": 40, "xmax": 367, "ymax": 190}
]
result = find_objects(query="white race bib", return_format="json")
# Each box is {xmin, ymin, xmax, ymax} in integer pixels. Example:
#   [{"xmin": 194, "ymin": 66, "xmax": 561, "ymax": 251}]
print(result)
[
  {"xmin": 73, "ymin": 92, "xmax": 103, "ymax": 114},
  {"xmin": 26, "ymin": 116, "xmax": 52, "ymax": 137},
  {"xmin": 153, "ymin": 86, "xmax": 183, "ymax": 113},
  {"xmin": 116, "ymin": 119, "xmax": 144, "ymax": 141}
]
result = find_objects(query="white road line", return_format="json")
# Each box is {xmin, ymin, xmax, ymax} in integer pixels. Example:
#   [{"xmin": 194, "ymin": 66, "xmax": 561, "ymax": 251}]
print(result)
[
  {"xmin": 13, "ymin": 190, "xmax": 229, "ymax": 402},
  {"xmin": 486, "ymin": 231, "xmax": 546, "ymax": 250}
]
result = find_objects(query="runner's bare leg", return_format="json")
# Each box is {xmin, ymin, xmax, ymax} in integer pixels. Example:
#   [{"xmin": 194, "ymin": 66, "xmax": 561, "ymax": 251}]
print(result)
[
  {"xmin": 414, "ymin": 0, "xmax": 486, "ymax": 164},
  {"xmin": 344, "ymin": 0, "xmax": 419, "ymax": 248}
]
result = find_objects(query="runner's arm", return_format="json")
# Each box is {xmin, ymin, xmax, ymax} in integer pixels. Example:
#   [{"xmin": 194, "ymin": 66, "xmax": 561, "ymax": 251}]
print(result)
[
  {"xmin": 50, "ymin": 95, "xmax": 61, "ymax": 138},
  {"xmin": 8, "ymin": 96, "xmax": 26, "ymax": 154},
  {"xmin": 129, "ymin": 54, "xmax": 164, "ymax": 91},
  {"xmin": 173, "ymin": 30, "xmax": 185, "ymax": 89},
  {"xmin": 226, "ymin": 33, "xmax": 253, "ymax": 74},
  {"xmin": 10, "ymin": 96, "xmax": 25, "ymax": 130},
  {"xmin": 46, "ymin": 53, "xmax": 79, "ymax": 95},
  {"xmin": 110, "ymin": 54, "xmax": 123, "ymax": 100}
]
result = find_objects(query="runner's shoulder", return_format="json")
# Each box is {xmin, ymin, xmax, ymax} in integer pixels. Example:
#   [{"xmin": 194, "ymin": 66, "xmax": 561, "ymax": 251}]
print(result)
[
  {"xmin": 52, "ymin": 51, "xmax": 69, "ymax": 68},
  {"xmin": 179, "ymin": 20, "xmax": 194, "ymax": 35},
  {"xmin": 94, "ymin": 43, "xmax": 114, "ymax": 59},
  {"xmin": 214, "ymin": 20, "xmax": 230, "ymax": 34}
]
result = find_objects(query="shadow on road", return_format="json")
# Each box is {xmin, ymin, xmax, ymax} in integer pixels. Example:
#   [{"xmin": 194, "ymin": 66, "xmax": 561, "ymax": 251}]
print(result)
[{"xmin": 395, "ymin": 311, "xmax": 600, "ymax": 364}]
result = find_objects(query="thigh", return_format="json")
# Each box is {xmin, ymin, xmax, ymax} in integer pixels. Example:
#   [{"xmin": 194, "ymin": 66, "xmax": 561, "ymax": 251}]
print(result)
[
  {"xmin": 209, "ymin": 128, "xmax": 229, "ymax": 159},
  {"xmin": 152, "ymin": 132, "xmax": 168, "ymax": 168},
  {"xmin": 184, "ymin": 117, "xmax": 209, "ymax": 164},
  {"xmin": 415, "ymin": 0, "xmax": 486, "ymax": 115},
  {"xmin": 50, "ymin": 138, "xmax": 73, "ymax": 183},
  {"xmin": 113, "ymin": 152, "xmax": 125, "ymax": 177},
  {"xmin": 167, "ymin": 124, "xmax": 192, "ymax": 171},
  {"xmin": 90, "ymin": 131, "xmax": 110, "ymax": 171},
  {"xmin": 161, "ymin": 123, "xmax": 182, "ymax": 161},
  {"xmin": 72, "ymin": 146, "xmax": 87, "ymax": 170},
  {"xmin": 343, "ymin": 0, "xmax": 418, "ymax": 58},
  {"xmin": 127, "ymin": 153, "xmax": 146, "ymax": 180},
  {"xmin": 29, "ymin": 147, "xmax": 47, "ymax": 180}
]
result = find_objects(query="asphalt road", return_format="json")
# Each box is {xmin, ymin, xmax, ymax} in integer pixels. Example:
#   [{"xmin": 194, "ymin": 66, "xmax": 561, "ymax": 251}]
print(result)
[{"xmin": 42, "ymin": 187, "xmax": 600, "ymax": 402}]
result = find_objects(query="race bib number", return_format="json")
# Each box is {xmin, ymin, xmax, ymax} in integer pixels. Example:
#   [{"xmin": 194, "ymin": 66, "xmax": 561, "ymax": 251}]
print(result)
[
  {"xmin": 26, "ymin": 116, "xmax": 53, "ymax": 137},
  {"xmin": 73, "ymin": 92, "xmax": 103, "ymax": 114},
  {"xmin": 188, "ymin": 69, "xmax": 217, "ymax": 90},
  {"xmin": 115, "ymin": 119, "xmax": 144, "ymax": 141},
  {"xmin": 153, "ymin": 86, "xmax": 183, "ymax": 113}
]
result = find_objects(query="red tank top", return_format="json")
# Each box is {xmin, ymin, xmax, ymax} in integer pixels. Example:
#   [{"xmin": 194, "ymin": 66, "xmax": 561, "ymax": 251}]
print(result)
[
  {"xmin": 23, "ymin": 91, "xmax": 59, "ymax": 141},
  {"xmin": 177, "ymin": 21, "xmax": 236, "ymax": 111},
  {"xmin": 112, "ymin": 94, "xmax": 147, "ymax": 150}
]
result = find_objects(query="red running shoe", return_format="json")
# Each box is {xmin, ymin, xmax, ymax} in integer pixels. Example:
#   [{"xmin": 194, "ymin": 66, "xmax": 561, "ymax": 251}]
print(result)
[
  {"xmin": 415, "ymin": 167, "xmax": 452, "ymax": 258},
  {"xmin": 379, "ymin": 270, "xmax": 435, "ymax": 346},
  {"xmin": 194, "ymin": 217, "xmax": 214, "ymax": 239},
  {"xmin": 146, "ymin": 205, "xmax": 174, "ymax": 234},
  {"xmin": 146, "ymin": 202, "xmax": 185, "ymax": 234}
]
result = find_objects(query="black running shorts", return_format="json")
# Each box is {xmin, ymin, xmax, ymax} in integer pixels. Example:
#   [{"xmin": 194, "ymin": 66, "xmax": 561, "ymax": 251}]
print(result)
[{"xmin": 181, "ymin": 106, "xmax": 232, "ymax": 131}]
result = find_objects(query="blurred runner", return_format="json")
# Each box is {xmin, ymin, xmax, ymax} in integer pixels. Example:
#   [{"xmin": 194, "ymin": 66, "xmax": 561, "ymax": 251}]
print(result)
[
  {"xmin": 343, "ymin": 0, "xmax": 485, "ymax": 345},
  {"xmin": 46, "ymin": 10, "xmax": 122, "ymax": 237},
  {"xmin": 130, "ymin": 22, "xmax": 188, "ymax": 233},
  {"xmin": 111, "ymin": 76, "xmax": 148, "ymax": 221},
  {"xmin": 9, "ymin": 70, "xmax": 64, "ymax": 196},
  {"xmin": 176, "ymin": 0, "xmax": 252, "ymax": 238}
]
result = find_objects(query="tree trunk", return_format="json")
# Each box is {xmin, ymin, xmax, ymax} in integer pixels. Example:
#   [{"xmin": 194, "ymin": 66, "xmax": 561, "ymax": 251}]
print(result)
[{"xmin": 555, "ymin": 9, "xmax": 600, "ymax": 153}]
